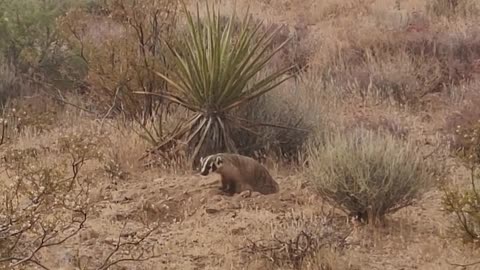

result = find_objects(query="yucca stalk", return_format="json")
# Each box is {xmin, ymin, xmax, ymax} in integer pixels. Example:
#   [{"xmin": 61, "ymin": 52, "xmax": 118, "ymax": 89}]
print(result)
[{"xmin": 135, "ymin": 0, "xmax": 293, "ymax": 166}]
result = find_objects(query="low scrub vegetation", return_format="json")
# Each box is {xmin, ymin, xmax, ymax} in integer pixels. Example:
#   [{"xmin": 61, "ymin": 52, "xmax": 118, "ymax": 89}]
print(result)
[
  {"xmin": 442, "ymin": 166, "xmax": 480, "ymax": 244},
  {"xmin": 305, "ymin": 128, "xmax": 435, "ymax": 225},
  {"xmin": 443, "ymin": 106, "xmax": 480, "ymax": 244},
  {"xmin": 0, "ymin": 131, "xmax": 161, "ymax": 269}
]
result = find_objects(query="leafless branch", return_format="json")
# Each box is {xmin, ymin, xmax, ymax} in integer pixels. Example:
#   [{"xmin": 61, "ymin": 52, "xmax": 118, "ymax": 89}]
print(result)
[
  {"xmin": 0, "ymin": 120, "xmax": 6, "ymax": 146},
  {"xmin": 96, "ymin": 222, "xmax": 161, "ymax": 270},
  {"xmin": 447, "ymin": 259, "xmax": 480, "ymax": 268}
]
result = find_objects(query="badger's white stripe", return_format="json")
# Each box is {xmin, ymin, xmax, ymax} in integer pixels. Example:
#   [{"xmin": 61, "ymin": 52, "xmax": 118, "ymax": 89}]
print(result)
[{"xmin": 200, "ymin": 155, "xmax": 214, "ymax": 174}]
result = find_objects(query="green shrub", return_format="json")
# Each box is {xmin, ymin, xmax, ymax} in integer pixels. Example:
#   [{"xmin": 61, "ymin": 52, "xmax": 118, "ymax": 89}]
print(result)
[
  {"xmin": 304, "ymin": 127, "xmax": 435, "ymax": 225},
  {"xmin": 0, "ymin": 0, "xmax": 86, "ymax": 81}
]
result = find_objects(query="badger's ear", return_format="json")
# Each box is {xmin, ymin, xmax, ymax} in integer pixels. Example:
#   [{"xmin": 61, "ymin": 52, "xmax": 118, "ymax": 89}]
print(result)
[{"xmin": 215, "ymin": 156, "xmax": 223, "ymax": 165}]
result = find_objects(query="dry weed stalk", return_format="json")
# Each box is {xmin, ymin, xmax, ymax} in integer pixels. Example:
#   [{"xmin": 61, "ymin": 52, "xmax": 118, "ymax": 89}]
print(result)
[
  {"xmin": 240, "ymin": 224, "xmax": 350, "ymax": 270},
  {"xmin": 243, "ymin": 231, "xmax": 320, "ymax": 269},
  {"xmin": 0, "ymin": 119, "xmax": 6, "ymax": 146}
]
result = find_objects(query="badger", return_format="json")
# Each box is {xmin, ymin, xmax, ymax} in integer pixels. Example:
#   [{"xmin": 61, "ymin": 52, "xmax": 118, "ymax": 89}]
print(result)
[{"xmin": 199, "ymin": 153, "xmax": 279, "ymax": 195}]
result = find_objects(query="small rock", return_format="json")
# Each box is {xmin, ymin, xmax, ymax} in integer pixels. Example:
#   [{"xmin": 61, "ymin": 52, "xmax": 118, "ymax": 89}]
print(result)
[
  {"xmin": 231, "ymin": 227, "xmax": 245, "ymax": 235},
  {"xmin": 153, "ymin": 178, "xmax": 164, "ymax": 183},
  {"xmin": 205, "ymin": 208, "xmax": 219, "ymax": 214},
  {"xmin": 104, "ymin": 237, "xmax": 117, "ymax": 245}
]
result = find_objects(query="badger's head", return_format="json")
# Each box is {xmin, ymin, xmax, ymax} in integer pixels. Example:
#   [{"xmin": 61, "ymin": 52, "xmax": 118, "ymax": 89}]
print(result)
[{"xmin": 199, "ymin": 155, "xmax": 223, "ymax": 176}]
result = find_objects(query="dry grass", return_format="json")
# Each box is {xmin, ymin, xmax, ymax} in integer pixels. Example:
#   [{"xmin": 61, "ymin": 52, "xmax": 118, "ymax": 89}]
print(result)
[{"xmin": 2, "ymin": 0, "xmax": 480, "ymax": 269}]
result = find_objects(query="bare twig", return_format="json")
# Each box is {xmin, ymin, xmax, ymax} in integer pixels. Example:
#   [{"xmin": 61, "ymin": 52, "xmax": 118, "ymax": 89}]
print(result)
[
  {"xmin": 96, "ymin": 222, "xmax": 161, "ymax": 270},
  {"xmin": 100, "ymin": 86, "xmax": 121, "ymax": 129},
  {"xmin": 447, "ymin": 259, "xmax": 480, "ymax": 268},
  {"xmin": 0, "ymin": 151, "xmax": 91, "ymax": 270},
  {"xmin": 0, "ymin": 119, "xmax": 6, "ymax": 145}
]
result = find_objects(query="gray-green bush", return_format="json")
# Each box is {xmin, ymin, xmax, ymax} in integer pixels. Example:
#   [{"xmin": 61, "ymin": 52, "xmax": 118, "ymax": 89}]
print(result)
[{"xmin": 305, "ymin": 127, "xmax": 435, "ymax": 225}]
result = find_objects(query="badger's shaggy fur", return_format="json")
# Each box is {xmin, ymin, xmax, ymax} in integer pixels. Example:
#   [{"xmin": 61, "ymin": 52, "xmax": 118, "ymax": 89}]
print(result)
[{"xmin": 199, "ymin": 153, "xmax": 279, "ymax": 195}]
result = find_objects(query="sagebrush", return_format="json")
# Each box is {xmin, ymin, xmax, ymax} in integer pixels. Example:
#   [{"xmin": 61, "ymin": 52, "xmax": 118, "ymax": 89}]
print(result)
[{"xmin": 305, "ymin": 127, "xmax": 435, "ymax": 224}]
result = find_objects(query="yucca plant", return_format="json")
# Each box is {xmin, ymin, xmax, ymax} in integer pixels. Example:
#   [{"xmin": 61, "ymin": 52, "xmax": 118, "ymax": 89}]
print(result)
[{"xmin": 136, "ymin": 1, "xmax": 293, "ymax": 167}]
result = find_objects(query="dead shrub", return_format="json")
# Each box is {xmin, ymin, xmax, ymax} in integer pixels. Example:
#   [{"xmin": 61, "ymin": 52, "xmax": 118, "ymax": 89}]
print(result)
[
  {"xmin": 426, "ymin": 0, "xmax": 479, "ymax": 18},
  {"xmin": 305, "ymin": 127, "xmax": 435, "ymax": 225},
  {"xmin": 0, "ymin": 145, "xmax": 92, "ymax": 269},
  {"xmin": 441, "ymin": 166, "xmax": 480, "ymax": 244},
  {"xmin": 0, "ymin": 130, "xmax": 161, "ymax": 269},
  {"xmin": 241, "ymin": 231, "xmax": 348, "ymax": 270},
  {"xmin": 445, "ymin": 95, "xmax": 480, "ymax": 164},
  {"xmin": 58, "ymin": 0, "xmax": 179, "ymax": 143},
  {"xmin": 240, "ymin": 211, "xmax": 353, "ymax": 270}
]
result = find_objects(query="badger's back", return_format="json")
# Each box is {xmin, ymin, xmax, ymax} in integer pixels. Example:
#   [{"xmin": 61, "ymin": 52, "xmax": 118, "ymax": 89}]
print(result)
[{"xmin": 220, "ymin": 153, "xmax": 279, "ymax": 195}]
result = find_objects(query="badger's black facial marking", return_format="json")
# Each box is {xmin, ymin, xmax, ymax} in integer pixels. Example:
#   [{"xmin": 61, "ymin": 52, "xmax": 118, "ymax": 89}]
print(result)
[
  {"xmin": 215, "ymin": 156, "xmax": 223, "ymax": 167},
  {"xmin": 199, "ymin": 155, "xmax": 223, "ymax": 176},
  {"xmin": 200, "ymin": 155, "xmax": 214, "ymax": 175},
  {"xmin": 211, "ymin": 162, "xmax": 217, "ymax": 172}
]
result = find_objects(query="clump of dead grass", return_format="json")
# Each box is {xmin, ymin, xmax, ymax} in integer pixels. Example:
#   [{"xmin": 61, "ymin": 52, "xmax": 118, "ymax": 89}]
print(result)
[
  {"xmin": 241, "ymin": 231, "xmax": 350, "ymax": 270},
  {"xmin": 239, "ymin": 209, "xmax": 355, "ymax": 270}
]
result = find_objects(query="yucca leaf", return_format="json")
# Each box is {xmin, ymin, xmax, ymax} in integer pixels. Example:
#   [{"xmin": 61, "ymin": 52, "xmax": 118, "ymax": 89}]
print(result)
[
  {"xmin": 191, "ymin": 116, "xmax": 213, "ymax": 161},
  {"xmin": 223, "ymin": 69, "xmax": 294, "ymax": 111},
  {"xmin": 133, "ymin": 90, "xmax": 201, "ymax": 112}
]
